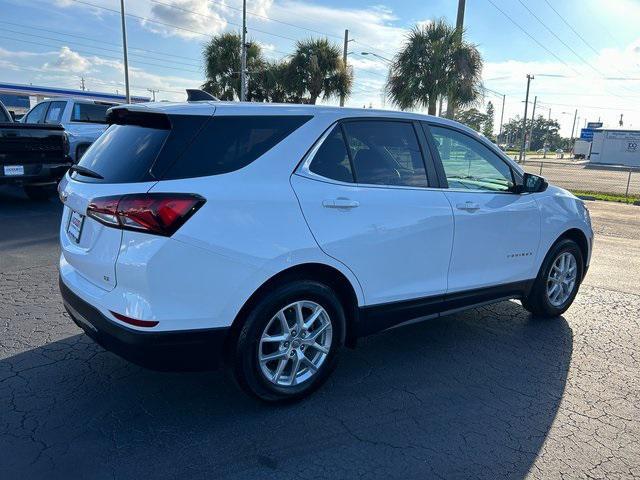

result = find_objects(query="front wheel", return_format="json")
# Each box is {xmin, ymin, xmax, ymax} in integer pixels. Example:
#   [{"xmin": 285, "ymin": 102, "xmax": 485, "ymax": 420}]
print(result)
[
  {"xmin": 523, "ymin": 239, "xmax": 584, "ymax": 317},
  {"xmin": 231, "ymin": 280, "xmax": 345, "ymax": 402}
]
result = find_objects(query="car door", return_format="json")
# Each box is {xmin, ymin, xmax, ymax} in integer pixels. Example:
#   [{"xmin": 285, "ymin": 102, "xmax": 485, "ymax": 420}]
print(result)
[
  {"xmin": 424, "ymin": 123, "xmax": 541, "ymax": 293},
  {"xmin": 291, "ymin": 119, "xmax": 454, "ymax": 308}
]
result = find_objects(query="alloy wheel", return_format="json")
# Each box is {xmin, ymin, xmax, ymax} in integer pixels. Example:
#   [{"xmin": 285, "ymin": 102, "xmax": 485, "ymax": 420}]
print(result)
[
  {"xmin": 546, "ymin": 251, "xmax": 578, "ymax": 307},
  {"xmin": 258, "ymin": 300, "xmax": 333, "ymax": 387}
]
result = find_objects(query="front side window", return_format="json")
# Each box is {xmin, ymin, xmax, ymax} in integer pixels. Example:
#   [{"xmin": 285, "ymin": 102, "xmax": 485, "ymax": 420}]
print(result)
[
  {"xmin": 24, "ymin": 102, "xmax": 49, "ymax": 124},
  {"xmin": 342, "ymin": 121, "xmax": 428, "ymax": 187},
  {"xmin": 44, "ymin": 101, "xmax": 66, "ymax": 124},
  {"xmin": 429, "ymin": 125, "xmax": 514, "ymax": 192},
  {"xmin": 308, "ymin": 126, "xmax": 354, "ymax": 183}
]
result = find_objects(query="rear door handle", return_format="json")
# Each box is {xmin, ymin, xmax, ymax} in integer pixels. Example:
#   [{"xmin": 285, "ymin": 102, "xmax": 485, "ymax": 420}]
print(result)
[
  {"xmin": 456, "ymin": 201, "xmax": 480, "ymax": 212},
  {"xmin": 323, "ymin": 198, "xmax": 360, "ymax": 209}
]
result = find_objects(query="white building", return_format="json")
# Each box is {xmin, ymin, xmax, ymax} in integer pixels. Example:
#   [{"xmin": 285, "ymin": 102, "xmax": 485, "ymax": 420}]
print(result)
[{"xmin": 589, "ymin": 129, "xmax": 640, "ymax": 167}]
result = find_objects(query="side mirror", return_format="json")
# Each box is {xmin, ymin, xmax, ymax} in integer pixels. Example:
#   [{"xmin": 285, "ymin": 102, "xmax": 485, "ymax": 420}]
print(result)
[{"xmin": 517, "ymin": 172, "xmax": 548, "ymax": 193}]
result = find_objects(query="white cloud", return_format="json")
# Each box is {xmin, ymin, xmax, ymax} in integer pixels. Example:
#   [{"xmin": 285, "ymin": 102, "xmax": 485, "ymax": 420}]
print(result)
[
  {"xmin": 146, "ymin": 0, "xmax": 227, "ymax": 39},
  {"xmin": 42, "ymin": 46, "xmax": 92, "ymax": 73}
]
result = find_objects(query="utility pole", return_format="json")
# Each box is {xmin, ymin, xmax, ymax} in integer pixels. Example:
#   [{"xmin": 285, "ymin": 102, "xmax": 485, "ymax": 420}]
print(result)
[
  {"xmin": 240, "ymin": 0, "xmax": 247, "ymax": 102},
  {"xmin": 619, "ymin": 113, "xmax": 624, "ymax": 127},
  {"xmin": 528, "ymin": 95, "xmax": 537, "ymax": 151},
  {"xmin": 147, "ymin": 88, "xmax": 159, "ymax": 101},
  {"xmin": 120, "ymin": 0, "xmax": 131, "ymax": 104},
  {"xmin": 80, "ymin": 76, "xmax": 86, "ymax": 91},
  {"xmin": 570, "ymin": 109, "xmax": 577, "ymax": 142},
  {"xmin": 445, "ymin": 0, "xmax": 466, "ymax": 119},
  {"xmin": 340, "ymin": 29, "xmax": 349, "ymax": 107},
  {"xmin": 498, "ymin": 94, "xmax": 505, "ymax": 141},
  {"xmin": 520, "ymin": 74, "xmax": 534, "ymax": 162}
]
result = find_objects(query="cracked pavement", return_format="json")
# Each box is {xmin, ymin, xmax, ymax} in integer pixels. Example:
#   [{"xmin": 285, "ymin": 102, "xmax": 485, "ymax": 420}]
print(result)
[{"xmin": 0, "ymin": 186, "xmax": 639, "ymax": 479}]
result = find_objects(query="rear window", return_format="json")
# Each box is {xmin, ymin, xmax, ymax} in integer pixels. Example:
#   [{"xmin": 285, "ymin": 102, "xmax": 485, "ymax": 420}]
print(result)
[
  {"xmin": 73, "ymin": 125, "xmax": 169, "ymax": 183},
  {"xmin": 72, "ymin": 114, "xmax": 311, "ymax": 183},
  {"xmin": 71, "ymin": 103, "xmax": 111, "ymax": 123},
  {"xmin": 159, "ymin": 115, "xmax": 312, "ymax": 180}
]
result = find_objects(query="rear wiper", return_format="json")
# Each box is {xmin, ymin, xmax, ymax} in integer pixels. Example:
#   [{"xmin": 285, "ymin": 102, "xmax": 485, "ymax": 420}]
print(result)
[{"xmin": 69, "ymin": 165, "xmax": 104, "ymax": 179}]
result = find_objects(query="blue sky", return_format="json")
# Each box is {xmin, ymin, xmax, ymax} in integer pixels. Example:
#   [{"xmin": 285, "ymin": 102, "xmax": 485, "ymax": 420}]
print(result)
[{"xmin": 1, "ymin": 0, "xmax": 640, "ymax": 135}]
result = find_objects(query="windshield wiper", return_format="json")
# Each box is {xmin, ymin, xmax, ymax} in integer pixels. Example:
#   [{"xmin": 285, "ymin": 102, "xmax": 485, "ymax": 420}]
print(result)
[{"xmin": 69, "ymin": 164, "xmax": 104, "ymax": 179}]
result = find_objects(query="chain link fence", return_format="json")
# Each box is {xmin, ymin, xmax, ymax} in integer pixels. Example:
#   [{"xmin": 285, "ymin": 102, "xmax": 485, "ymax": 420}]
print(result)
[{"xmin": 518, "ymin": 160, "xmax": 639, "ymax": 199}]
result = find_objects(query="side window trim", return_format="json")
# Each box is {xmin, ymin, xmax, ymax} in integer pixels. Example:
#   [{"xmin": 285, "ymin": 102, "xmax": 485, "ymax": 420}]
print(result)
[{"xmin": 422, "ymin": 122, "xmax": 518, "ymax": 192}]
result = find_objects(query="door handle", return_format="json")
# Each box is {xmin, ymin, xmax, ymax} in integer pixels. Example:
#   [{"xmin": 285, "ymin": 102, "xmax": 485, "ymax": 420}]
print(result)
[
  {"xmin": 456, "ymin": 201, "xmax": 480, "ymax": 212},
  {"xmin": 323, "ymin": 198, "xmax": 360, "ymax": 209}
]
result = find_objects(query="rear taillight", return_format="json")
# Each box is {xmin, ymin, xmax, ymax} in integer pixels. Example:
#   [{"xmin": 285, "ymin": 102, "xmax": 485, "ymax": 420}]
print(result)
[{"xmin": 87, "ymin": 193, "xmax": 205, "ymax": 236}]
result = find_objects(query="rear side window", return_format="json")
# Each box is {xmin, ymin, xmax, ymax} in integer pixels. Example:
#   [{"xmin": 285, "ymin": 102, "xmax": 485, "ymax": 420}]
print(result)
[
  {"xmin": 74, "ymin": 125, "xmax": 169, "ymax": 183},
  {"xmin": 45, "ymin": 101, "xmax": 66, "ymax": 124},
  {"xmin": 71, "ymin": 103, "xmax": 111, "ymax": 123},
  {"xmin": 160, "ymin": 115, "xmax": 312, "ymax": 180},
  {"xmin": 309, "ymin": 126, "xmax": 354, "ymax": 183},
  {"xmin": 342, "ymin": 121, "xmax": 429, "ymax": 187}
]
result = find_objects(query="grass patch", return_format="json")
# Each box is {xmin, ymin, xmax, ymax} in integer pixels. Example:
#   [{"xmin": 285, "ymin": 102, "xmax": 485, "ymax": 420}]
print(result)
[{"xmin": 569, "ymin": 190, "xmax": 640, "ymax": 204}]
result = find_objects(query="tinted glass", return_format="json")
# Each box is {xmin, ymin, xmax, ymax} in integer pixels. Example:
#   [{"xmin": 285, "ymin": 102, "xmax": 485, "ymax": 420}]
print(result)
[
  {"xmin": 73, "ymin": 125, "xmax": 169, "ymax": 183},
  {"xmin": 309, "ymin": 126, "xmax": 354, "ymax": 183},
  {"xmin": 45, "ymin": 101, "xmax": 66, "ymax": 124},
  {"xmin": 24, "ymin": 102, "xmax": 48, "ymax": 124},
  {"xmin": 71, "ymin": 103, "xmax": 111, "ymax": 123},
  {"xmin": 342, "ymin": 121, "xmax": 428, "ymax": 187},
  {"xmin": 161, "ymin": 115, "xmax": 311, "ymax": 180},
  {"xmin": 0, "ymin": 106, "xmax": 10, "ymax": 122},
  {"xmin": 429, "ymin": 125, "xmax": 514, "ymax": 192}
]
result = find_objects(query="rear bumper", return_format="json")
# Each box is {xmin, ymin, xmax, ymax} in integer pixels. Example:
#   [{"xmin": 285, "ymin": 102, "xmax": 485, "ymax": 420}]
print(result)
[
  {"xmin": 1, "ymin": 162, "xmax": 71, "ymax": 185},
  {"xmin": 59, "ymin": 277, "xmax": 230, "ymax": 371}
]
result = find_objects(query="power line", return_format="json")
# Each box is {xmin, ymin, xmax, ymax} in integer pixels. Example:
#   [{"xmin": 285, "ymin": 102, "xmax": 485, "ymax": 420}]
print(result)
[
  {"xmin": 0, "ymin": 35, "xmax": 202, "ymax": 74},
  {"xmin": 0, "ymin": 26, "xmax": 202, "ymax": 69},
  {"xmin": 0, "ymin": 19, "xmax": 201, "ymax": 62},
  {"xmin": 484, "ymin": 0, "xmax": 580, "ymax": 75}
]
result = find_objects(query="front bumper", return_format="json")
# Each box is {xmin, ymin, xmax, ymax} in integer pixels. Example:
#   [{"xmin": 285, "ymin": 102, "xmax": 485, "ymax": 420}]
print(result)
[
  {"xmin": 60, "ymin": 277, "xmax": 230, "ymax": 371},
  {"xmin": 1, "ymin": 162, "xmax": 71, "ymax": 185}
]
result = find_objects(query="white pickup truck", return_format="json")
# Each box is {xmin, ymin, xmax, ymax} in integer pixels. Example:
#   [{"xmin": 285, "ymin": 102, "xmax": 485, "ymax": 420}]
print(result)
[{"xmin": 21, "ymin": 98, "xmax": 116, "ymax": 163}]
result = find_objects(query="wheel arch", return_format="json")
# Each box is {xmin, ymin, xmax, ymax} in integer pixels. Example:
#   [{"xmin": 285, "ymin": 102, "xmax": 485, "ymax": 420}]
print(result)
[
  {"xmin": 228, "ymin": 263, "xmax": 361, "ymax": 352},
  {"xmin": 554, "ymin": 228, "xmax": 590, "ymax": 277}
]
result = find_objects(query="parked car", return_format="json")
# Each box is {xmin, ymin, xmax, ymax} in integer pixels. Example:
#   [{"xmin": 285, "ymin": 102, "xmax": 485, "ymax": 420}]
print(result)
[
  {"xmin": 0, "ymin": 100, "xmax": 69, "ymax": 200},
  {"xmin": 58, "ymin": 100, "xmax": 593, "ymax": 402},
  {"xmin": 21, "ymin": 98, "xmax": 116, "ymax": 162}
]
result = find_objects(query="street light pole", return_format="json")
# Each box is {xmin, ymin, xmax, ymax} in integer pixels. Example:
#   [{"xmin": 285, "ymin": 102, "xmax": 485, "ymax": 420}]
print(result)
[
  {"xmin": 240, "ymin": 0, "xmax": 247, "ymax": 102},
  {"xmin": 498, "ymin": 94, "xmax": 505, "ymax": 141},
  {"xmin": 120, "ymin": 0, "xmax": 131, "ymax": 104},
  {"xmin": 570, "ymin": 108, "xmax": 577, "ymax": 142},
  {"xmin": 520, "ymin": 74, "xmax": 534, "ymax": 162},
  {"xmin": 528, "ymin": 95, "xmax": 537, "ymax": 151},
  {"xmin": 340, "ymin": 29, "xmax": 349, "ymax": 107}
]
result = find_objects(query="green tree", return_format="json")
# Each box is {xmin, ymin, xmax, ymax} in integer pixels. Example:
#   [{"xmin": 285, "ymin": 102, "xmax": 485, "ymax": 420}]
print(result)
[
  {"xmin": 454, "ymin": 107, "xmax": 487, "ymax": 131},
  {"xmin": 483, "ymin": 101, "xmax": 495, "ymax": 138},
  {"xmin": 502, "ymin": 115, "xmax": 563, "ymax": 150},
  {"xmin": 387, "ymin": 19, "xmax": 483, "ymax": 116},
  {"xmin": 202, "ymin": 32, "xmax": 265, "ymax": 101},
  {"xmin": 286, "ymin": 38, "xmax": 352, "ymax": 104}
]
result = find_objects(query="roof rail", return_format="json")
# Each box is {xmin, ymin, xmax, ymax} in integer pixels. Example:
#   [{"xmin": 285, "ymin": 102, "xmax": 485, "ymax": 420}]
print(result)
[{"xmin": 186, "ymin": 89, "xmax": 219, "ymax": 102}]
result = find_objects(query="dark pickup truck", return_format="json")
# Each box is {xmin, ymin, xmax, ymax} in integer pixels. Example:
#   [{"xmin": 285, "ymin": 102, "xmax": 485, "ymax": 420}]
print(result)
[{"xmin": 0, "ymin": 100, "xmax": 69, "ymax": 200}]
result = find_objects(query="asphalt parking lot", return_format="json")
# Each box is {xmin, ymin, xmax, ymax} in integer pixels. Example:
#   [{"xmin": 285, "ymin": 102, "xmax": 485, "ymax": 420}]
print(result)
[{"xmin": 1, "ymin": 185, "xmax": 638, "ymax": 479}]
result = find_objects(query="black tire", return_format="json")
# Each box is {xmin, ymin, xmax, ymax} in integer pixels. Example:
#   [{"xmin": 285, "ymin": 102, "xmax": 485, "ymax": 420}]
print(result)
[
  {"xmin": 24, "ymin": 184, "xmax": 56, "ymax": 201},
  {"xmin": 522, "ymin": 239, "xmax": 584, "ymax": 318},
  {"xmin": 231, "ymin": 280, "xmax": 346, "ymax": 402}
]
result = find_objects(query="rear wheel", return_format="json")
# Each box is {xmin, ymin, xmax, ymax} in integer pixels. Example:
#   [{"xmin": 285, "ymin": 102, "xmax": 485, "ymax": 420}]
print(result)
[
  {"xmin": 523, "ymin": 239, "xmax": 583, "ymax": 317},
  {"xmin": 232, "ymin": 280, "xmax": 345, "ymax": 402},
  {"xmin": 24, "ymin": 184, "xmax": 56, "ymax": 201}
]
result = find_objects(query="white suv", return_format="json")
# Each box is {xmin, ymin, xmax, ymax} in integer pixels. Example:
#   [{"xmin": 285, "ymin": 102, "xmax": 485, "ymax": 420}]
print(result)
[{"xmin": 59, "ymin": 100, "xmax": 593, "ymax": 401}]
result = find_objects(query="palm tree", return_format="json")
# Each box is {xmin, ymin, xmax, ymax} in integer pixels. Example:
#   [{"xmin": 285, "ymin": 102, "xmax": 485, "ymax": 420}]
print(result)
[
  {"xmin": 286, "ymin": 38, "xmax": 352, "ymax": 104},
  {"xmin": 387, "ymin": 19, "xmax": 483, "ymax": 116},
  {"xmin": 202, "ymin": 32, "xmax": 264, "ymax": 101},
  {"xmin": 253, "ymin": 60, "xmax": 292, "ymax": 103}
]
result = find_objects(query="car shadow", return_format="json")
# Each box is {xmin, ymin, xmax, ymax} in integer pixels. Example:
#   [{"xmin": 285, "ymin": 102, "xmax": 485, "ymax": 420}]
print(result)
[{"xmin": 0, "ymin": 300, "xmax": 572, "ymax": 479}]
